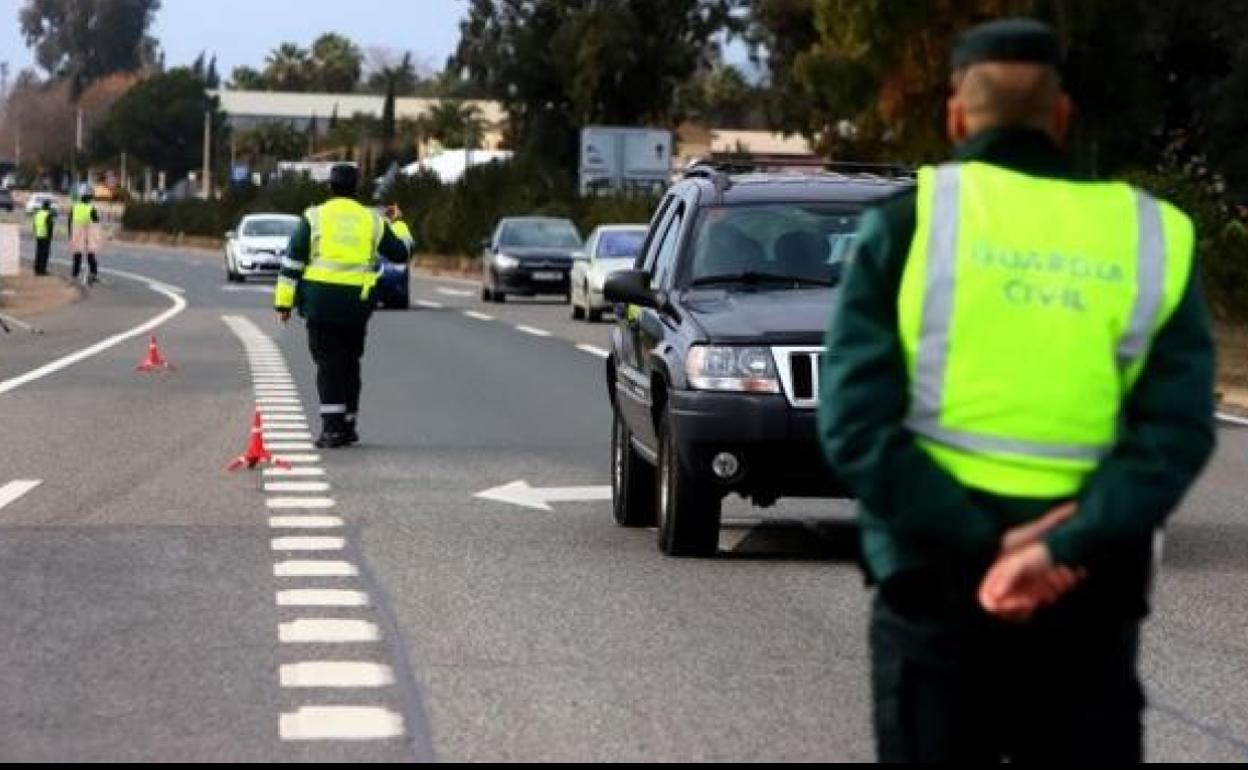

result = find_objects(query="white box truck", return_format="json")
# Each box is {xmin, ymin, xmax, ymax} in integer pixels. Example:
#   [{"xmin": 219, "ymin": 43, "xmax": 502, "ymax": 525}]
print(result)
[{"xmin": 579, "ymin": 126, "xmax": 672, "ymax": 196}]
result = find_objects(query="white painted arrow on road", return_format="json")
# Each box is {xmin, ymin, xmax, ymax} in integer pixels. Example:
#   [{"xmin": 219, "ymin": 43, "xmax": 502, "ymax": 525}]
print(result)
[{"xmin": 474, "ymin": 480, "xmax": 611, "ymax": 511}]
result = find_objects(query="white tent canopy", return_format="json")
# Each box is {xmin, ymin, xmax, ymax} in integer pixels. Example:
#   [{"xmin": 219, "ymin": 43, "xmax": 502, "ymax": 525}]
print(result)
[{"xmin": 402, "ymin": 150, "xmax": 514, "ymax": 184}]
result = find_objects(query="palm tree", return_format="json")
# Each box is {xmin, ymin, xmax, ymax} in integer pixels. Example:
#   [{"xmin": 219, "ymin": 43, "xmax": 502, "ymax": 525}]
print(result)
[
  {"xmin": 423, "ymin": 101, "xmax": 487, "ymax": 149},
  {"xmin": 264, "ymin": 43, "xmax": 311, "ymax": 91}
]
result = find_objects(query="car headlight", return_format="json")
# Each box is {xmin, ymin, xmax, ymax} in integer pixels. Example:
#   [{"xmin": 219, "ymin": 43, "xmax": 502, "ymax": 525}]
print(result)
[
  {"xmin": 686, "ymin": 346, "xmax": 780, "ymax": 393},
  {"xmin": 495, "ymin": 254, "xmax": 520, "ymax": 270}
]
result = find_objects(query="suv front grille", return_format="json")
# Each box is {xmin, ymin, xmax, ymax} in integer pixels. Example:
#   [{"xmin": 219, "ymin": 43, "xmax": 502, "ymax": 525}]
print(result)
[{"xmin": 771, "ymin": 346, "xmax": 825, "ymax": 408}]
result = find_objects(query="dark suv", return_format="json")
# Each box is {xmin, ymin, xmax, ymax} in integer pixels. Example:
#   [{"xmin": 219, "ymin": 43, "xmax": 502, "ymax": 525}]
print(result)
[{"xmin": 604, "ymin": 166, "xmax": 910, "ymax": 556}]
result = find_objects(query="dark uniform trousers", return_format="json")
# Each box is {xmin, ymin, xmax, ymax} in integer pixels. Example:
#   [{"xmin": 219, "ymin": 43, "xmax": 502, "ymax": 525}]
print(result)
[
  {"xmin": 307, "ymin": 322, "xmax": 368, "ymax": 429},
  {"xmin": 871, "ymin": 567, "xmax": 1144, "ymax": 763},
  {"xmin": 34, "ymin": 237, "xmax": 51, "ymax": 275}
]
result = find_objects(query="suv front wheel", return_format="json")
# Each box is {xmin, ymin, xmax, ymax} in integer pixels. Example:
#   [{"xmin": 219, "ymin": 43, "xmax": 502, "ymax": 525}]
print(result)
[{"xmin": 656, "ymin": 412, "xmax": 721, "ymax": 557}]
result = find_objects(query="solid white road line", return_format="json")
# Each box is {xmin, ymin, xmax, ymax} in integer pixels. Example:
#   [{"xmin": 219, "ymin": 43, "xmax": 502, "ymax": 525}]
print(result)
[
  {"xmin": 268, "ymin": 515, "xmax": 343, "ymax": 528},
  {"xmin": 267, "ymin": 441, "xmax": 316, "ymax": 451},
  {"xmin": 276, "ymin": 589, "xmax": 370, "ymax": 607},
  {"xmin": 516, "ymin": 325, "xmax": 551, "ymax": 337},
  {"xmin": 264, "ymin": 481, "xmax": 331, "ymax": 494},
  {"xmin": 258, "ymin": 397, "xmax": 301, "ymax": 405},
  {"xmin": 273, "ymin": 560, "xmax": 359, "ymax": 578},
  {"xmin": 279, "ymin": 706, "xmax": 404, "ymax": 741},
  {"xmin": 1216, "ymin": 411, "xmax": 1248, "ymax": 426},
  {"xmin": 271, "ymin": 536, "xmax": 346, "ymax": 551},
  {"xmin": 279, "ymin": 454, "xmax": 322, "ymax": 464},
  {"xmin": 265, "ymin": 497, "xmax": 337, "ymax": 510},
  {"xmin": 413, "ymin": 299, "xmax": 443, "ymax": 309},
  {"xmin": 463, "ymin": 310, "xmax": 494, "ymax": 321},
  {"xmin": 436, "ymin": 287, "xmax": 473, "ymax": 297},
  {"xmin": 258, "ymin": 407, "xmax": 305, "ymax": 415},
  {"xmin": 263, "ymin": 466, "xmax": 326, "ymax": 477},
  {"xmin": 279, "ymin": 618, "xmax": 380, "ymax": 643},
  {"xmin": 576, "ymin": 344, "xmax": 610, "ymax": 359},
  {"xmin": 0, "ymin": 480, "xmax": 41, "ymax": 510},
  {"xmin": 279, "ymin": 661, "xmax": 393, "ymax": 688},
  {"xmin": 1, "ymin": 276, "xmax": 187, "ymax": 395},
  {"xmin": 263, "ymin": 431, "xmax": 314, "ymax": 441}
]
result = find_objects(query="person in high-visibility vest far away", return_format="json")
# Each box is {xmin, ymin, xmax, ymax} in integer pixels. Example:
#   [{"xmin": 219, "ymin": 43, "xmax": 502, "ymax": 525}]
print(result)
[
  {"xmin": 274, "ymin": 163, "xmax": 409, "ymax": 448},
  {"xmin": 68, "ymin": 186, "xmax": 101, "ymax": 283},
  {"xmin": 31, "ymin": 199, "xmax": 55, "ymax": 276},
  {"xmin": 819, "ymin": 18, "xmax": 1215, "ymax": 763}
]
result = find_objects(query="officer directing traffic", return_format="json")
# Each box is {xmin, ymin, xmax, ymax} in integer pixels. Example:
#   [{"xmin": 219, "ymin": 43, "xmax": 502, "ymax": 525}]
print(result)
[
  {"xmin": 274, "ymin": 163, "xmax": 410, "ymax": 448},
  {"xmin": 32, "ymin": 199, "xmax": 55, "ymax": 276},
  {"xmin": 820, "ymin": 18, "xmax": 1215, "ymax": 762}
]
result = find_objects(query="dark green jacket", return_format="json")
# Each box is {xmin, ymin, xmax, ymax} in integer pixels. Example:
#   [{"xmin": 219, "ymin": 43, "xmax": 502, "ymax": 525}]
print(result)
[
  {"xmin": 819, "ymin": 128, "xmax": 1216, "ymax": 613},
  {"xmin": 277, "ymin": 197, "xmax": 410, "ymax": 326}
]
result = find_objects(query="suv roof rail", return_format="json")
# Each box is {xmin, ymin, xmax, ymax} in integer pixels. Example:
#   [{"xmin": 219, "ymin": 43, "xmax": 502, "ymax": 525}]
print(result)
[{"xmin": 699, "ymin": 154, "xmax": 916, "ymax": 180}]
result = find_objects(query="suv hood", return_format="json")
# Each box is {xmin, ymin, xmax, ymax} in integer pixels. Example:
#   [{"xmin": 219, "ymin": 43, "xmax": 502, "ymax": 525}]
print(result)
[{"xmin": 681, "ymin": 287, "xmax": 835, "ymax": 345}]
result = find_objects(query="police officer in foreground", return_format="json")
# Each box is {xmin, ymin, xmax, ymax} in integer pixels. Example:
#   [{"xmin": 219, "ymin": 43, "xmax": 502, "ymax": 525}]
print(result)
[
  {"xmin": 819, "ymin": 18, "xmax": 1215, "ymax": 762},
  {"xmin": 274, "ymin": 163, "xmax": 410, "ymax": 448},
  {"xmin": 32, "ymin": 199, "xmax": 55, "ymax": 276}
]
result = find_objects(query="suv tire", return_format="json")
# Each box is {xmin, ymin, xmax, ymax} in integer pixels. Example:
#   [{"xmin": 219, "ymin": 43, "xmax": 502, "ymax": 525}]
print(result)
[
  {"xmin": 656, "ymin": 411, "xmax": 721, "ymax": 557},
  {"xmin": 611, "ymin": 408, "xmax": 656, "ymax": 527}
]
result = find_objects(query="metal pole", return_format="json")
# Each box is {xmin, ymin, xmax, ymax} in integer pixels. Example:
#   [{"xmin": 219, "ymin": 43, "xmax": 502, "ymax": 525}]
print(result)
[{"xmin": 202, "ymin": 110, "xmax": 211, "ymax": 197}]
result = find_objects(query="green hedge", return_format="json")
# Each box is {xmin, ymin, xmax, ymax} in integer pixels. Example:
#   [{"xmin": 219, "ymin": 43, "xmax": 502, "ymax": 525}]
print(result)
[{"xmin": 122, "ymin": 160, "xmax": 660, "ymax": 258}]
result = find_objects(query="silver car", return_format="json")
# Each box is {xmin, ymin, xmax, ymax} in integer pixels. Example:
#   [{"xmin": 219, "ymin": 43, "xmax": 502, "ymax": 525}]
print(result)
[
  {"xmin": 225, "ymin": 214, "xmax": 300, "ymax": 282},
  {"xmin": 569, "ymin": 224, "xmax": 648, "ymax": 322}
]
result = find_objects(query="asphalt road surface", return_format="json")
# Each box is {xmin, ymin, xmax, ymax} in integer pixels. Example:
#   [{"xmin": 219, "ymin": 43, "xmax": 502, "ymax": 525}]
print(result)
[{"xmin": 0, "ymin": 237, "xmax": 1245, "ymax": 761}]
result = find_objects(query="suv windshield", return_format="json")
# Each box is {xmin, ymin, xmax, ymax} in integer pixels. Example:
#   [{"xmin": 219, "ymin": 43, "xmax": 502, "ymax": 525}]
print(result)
[
  {"xmin": 243, "ymin": 218, "xmax": 299, "ymax": 237},
  {"xmin": 687, "ymin": 204, "xmax": 860, "ymax": 288},
  {"xmin": 597, "ymin": 229, "xmax": 646, "ymax": 259},
  {"xmin": 501, "ymin": 220, "xmax": 582, "ymax": 249}
]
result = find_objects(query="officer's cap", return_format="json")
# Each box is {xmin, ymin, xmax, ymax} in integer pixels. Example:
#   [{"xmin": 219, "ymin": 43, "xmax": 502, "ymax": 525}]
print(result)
[
  {"xmin": 952, "ymin": 17, "xmax": 1060, "ymax": 71},
  {"xmin": 328, "ymin": 163, "xmax": 359, "ymax": 194}
]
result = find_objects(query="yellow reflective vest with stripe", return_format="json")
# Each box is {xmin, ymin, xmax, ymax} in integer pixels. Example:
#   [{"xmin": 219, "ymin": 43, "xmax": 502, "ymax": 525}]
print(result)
[
  {"xmin": 71, "ymin": 201, "xmax": 94, "ymax": 225},
  {"xmin": 274, "ymin": 198, "xmax": 384, "ymax": 310},
  {"xmin": 390, "ymin": 219, "xmax": 414, "ymax": 251},
  {"xmin": 898, "ymin": 162, "xmax": 1194, "ymax": 497},
  {"xmin": 32, "ymin": 209, "xmax": 51, "ymax": 238}
]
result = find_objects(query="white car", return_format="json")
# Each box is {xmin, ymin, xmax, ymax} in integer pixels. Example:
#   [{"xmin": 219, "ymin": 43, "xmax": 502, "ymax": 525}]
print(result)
[
  {"xmin": 224, "ymin": 214, "xmax": 300, "ymax": 282},
  {"xmin": 25, "ymin": 192, "xmax": 58, "ymax": 215},
  {"xmin": 569, "ymin": 224, "xmax": 648, "ymax": 322}
]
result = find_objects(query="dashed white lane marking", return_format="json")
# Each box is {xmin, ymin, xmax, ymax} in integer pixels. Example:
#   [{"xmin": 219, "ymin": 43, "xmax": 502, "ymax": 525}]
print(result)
[
  {"xmin": 274, "ymin": 560, "xmax": 359, "ymax": 577},
  {"xmin": 279, "ymin": 706, "xmax": 404, "ymax": 741},
  {"xmin": 0, "ymin": 480, "xmax": 41, "ymax": 510},
  {"xmin": 271, "ymin": 536, "xmax": 345, "ymax": 551},
  {"xmin": 279, "ymin": 618, "xmax": 380, "ymax": 643},
  {"xmin": 414, "ymin": 299, "xmax": 443, "ymax": 309},
  {"xmin": 262, "ymin": 417, "xmax": 308, "ymax": 427},
  {"xmin": 280, "ymin": 454, "xmax": 322, "ymax": 464},
  {"xmin": 258, "ymin": 407, "xmax": 305, "ymax": 416},
  {"xmin": 436, "ymin": 287, "xmax": 473, "ymax": 297},
  {"xmin": 277, "ymin": 589, "xmax": 370, "ymax": 607},
  {"xmin": 515, "ymin": 325, "xmax": 551, "ymax": 338},
  {"xmin": 267, "ymin": 441, "xmax": 316, "ymax": 451},
  {"xmin": 264, "ymin": 466, "xmax": 326, "ymax": 477},
  {"xmin": 263, "ymin": 430, "xmax": 314, "ymax": 441},
  {"xmin": 264, "ymin": 481, "xmax": 332, "ymax": 494},
  {"xmin": 258, "ymin": 397, "xmax": 301, "ymax": 405},
  {"xmin": 576, "ymin": 344, "xmax": 610, "ymax": 358},
  {"xmin": 268, "ymin": 515, "xmax": 343, "ymax": 528},
  {"xmin": 280, "ymin": 662, "xmax": 394, "ymax": 688},
  {"xmin": 463, "ymin": 310, "xmax": 494, "ymax": 321},
  {"xmin": 1216, "ymin": 411, "xmax": 1248, "ymax": 427},
  {"xmin": 265, "ymin": 497, "xmax": 337, "ymax": 510}
]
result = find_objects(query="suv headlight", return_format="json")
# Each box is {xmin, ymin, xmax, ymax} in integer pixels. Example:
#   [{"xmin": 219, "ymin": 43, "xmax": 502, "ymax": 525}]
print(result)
[
  {"xmin": 495, "ymin": 254, "xmax": 520, "ymax": 270},
  {"xmin": 686, "ymin": 346, "xmax": 780, "ymax": 393}
]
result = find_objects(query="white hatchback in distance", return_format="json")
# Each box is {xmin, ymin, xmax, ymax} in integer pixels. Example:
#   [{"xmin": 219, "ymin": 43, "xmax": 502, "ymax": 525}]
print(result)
[
  {"xmin": 570, "ymin": 224, "xmax": 648, "ymax": 322},
  {"xmin": 225, "ymin": 214, "xmax": 300, "ymax": 282}
]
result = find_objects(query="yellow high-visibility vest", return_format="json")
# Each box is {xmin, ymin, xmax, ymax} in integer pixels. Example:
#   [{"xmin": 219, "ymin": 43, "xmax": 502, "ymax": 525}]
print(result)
[
  {"xmin": 897, "ymin": 162, "xmax": 1193, "ymax": 497},
  {"xmin": 32, "ymin": 209, "xmax": 51, "ymax": 238}
]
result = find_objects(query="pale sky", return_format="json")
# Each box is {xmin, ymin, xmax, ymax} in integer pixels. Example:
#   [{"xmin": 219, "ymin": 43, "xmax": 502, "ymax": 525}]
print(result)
[{"xmin": 0, "ymin": 0, "xmax": 468, "ymax": 81}]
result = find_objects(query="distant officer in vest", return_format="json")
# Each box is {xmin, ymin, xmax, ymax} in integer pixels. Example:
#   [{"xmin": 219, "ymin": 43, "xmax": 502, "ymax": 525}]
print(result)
[
  {"xmin": 68, "ymin": 187, "xmax": 101, "ymax": 283},
  {"xmin": 274, "ymin": 163, "xmax": 409, "ymax": 448},
  {"xmin": 385, "ymin": 204, "xmax": 414, "ymax": 252},
  {"xmin": 32, "ymin": 199, "xmax": 55, "ymax": 276},
  {"xmin": 819, "ymin": 18, "xmax": 1215, "ymax": 763}
]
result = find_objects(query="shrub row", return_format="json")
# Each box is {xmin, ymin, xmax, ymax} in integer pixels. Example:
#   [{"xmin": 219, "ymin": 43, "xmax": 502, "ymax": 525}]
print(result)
[{"xmin": 122, "ymin": 159, "xmax": 660, "ymax": 258}]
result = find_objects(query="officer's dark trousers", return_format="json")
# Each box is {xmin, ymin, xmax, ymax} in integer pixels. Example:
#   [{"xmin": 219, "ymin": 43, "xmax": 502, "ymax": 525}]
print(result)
[
  {"xmin": 72, "ymin": 252, "xmax": 97, "ymax": 278},
  {"xmin": 33, "ymin": 237, "xmax": 51, "ymax": 275},
  {"xmin": 871, "ymin": 568, "xmax": 1143, "ymax": 763},
  {"xmin": 306, "ymin": 322, "xmax": 368, "ymax": 430}
]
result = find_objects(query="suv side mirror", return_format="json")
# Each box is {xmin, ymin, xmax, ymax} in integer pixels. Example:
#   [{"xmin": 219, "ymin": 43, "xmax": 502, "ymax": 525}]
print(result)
[{"xmin": 604, "ymin": 270, "xmax": 658, "ymax": 309}]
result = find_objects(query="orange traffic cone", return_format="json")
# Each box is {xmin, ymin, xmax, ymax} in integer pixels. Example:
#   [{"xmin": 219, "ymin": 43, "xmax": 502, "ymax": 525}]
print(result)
[
  {"xmin": 226, "ymin": 408, "xmax": 291, "ymax": 471},
  {"xmin": 136, "ymin": 333, "xmax": 175, "ymax": 373}
]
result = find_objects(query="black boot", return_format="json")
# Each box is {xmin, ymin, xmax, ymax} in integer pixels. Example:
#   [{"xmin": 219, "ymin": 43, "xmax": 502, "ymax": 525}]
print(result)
[
  {"xmin": 314, "ymin": 415, "xmax": 351, "ymax": 449},
  {"xmin": 343, "ymin": 415, "xmax": 360, "ymax": 445}
]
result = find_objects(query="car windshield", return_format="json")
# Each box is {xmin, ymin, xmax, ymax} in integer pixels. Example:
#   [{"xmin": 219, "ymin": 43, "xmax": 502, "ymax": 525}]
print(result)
[
  {"xmin": 596, "ymin": 229, "xmax": 646, "ymax": 260},
  {"xmin": 243, "ymin": 218, "xmax": 299, "ymax": 237},
  {"xmin": 686, "ymin": 204, "xmax": 860, "ymax": 289},
  {"xmin": 501, "ymin": 220, "xmax": 581, "ymax": 249}
]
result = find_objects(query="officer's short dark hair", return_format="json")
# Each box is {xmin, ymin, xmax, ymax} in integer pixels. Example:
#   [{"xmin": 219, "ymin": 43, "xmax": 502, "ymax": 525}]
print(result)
[{"xmin": 328, "ymin": 164, "xmax": 359, "ymax": 196}]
